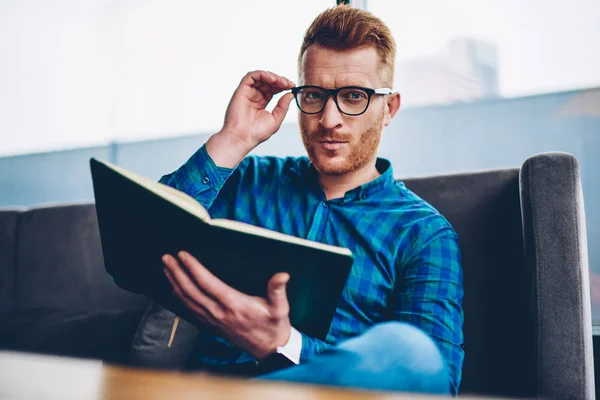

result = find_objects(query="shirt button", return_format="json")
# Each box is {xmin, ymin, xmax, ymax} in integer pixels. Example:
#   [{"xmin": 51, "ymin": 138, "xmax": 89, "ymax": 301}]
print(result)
[
  {"xmin": 202, "ymin": 176, "xmax": 210, "ymax": 184},
  {"xmin": 361, "ymin": 193, "xmax": 367, "ymax": 200}
]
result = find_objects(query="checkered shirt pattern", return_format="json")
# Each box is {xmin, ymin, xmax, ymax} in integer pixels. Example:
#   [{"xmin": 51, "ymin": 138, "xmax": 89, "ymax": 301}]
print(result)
[{"xmin": 159, "ymin": 144, "xmax": 464, "ymax": 393}]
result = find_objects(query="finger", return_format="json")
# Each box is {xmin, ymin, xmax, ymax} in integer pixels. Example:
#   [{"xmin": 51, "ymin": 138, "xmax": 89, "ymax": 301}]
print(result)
[
  {"xmin": 272, "ymin": 92, "xmax": 295, "ymax": 125},
  {"xmin": 162, "ymin": 254, "xmax": 225, "ymax": 315},
  {"xmin": 268, "ymin": 72, "xmax": 295, "ymax": 91},
  {"xmin": 163, "ymin": 264, "xmax": 213, "ymax": 323},
  {"xmin": 255, "ymin": 83, "xmax": 275, "ymax": 98},
  {"xmin": 249, "ymin": 72, "xmax": 291, "ymax": 93},
  {"xmin": 282, "ymin": 76, "xmax": 296, "ymax": 88},
  {"xmin": 244, "ymin": 70, "xmax": 276, "ymax": 88},
  {"xmin": 177, "ymin": 251, "xmax": 241, "ymax": 305},
  {"xmin": 254, "ymin": 81, "xmax": 291, "ymax": 100},
  {"xmin": 267, "ymin": 272, "xmax": 290, "ymax": 317},
  {"xmin": 258, "ymin": 85, "xmax": 292, "ymax": 104},
  {"xmin": 247, "ymin": 77, "xmax": 290, "ymax": 104},
  {"xmin": 266, "ymin": 71, "xmax": 293, "ymax": 90}
]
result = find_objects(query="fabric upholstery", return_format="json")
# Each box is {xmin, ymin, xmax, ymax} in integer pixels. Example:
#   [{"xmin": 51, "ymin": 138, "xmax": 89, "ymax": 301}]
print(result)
[
  {"xmin": 402, "ymin": 151, "xmax": 594, "ymax": 398},
  {"xmin": 130, "ymin": 301, "xmax": 199, "ymax": 369},
  {"xmin": 520, "ymin": 152, "xmax": 595, "ymax": 399},
  {"xmin": 404, "ymin": 168, "xmax": 536, "ymax": 397},
  {"xmin": 0, "ymin": 208, "xmax": 22, "ymax": 313},
  {"xmin": 0, "ymin": 208, "xmax": 23, "ymax": 346},
  {"xmin": 12, "ymin": 203, "xmax": 128, "ymax": 309},
  {"xmin": 1, "ymin": 203, "xmax": 149, "ymax": 363}
]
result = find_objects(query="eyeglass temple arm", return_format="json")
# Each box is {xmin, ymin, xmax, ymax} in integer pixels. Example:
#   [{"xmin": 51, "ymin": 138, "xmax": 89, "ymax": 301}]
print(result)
[{"xmin": 374, "ymin": 88, "xmax": 393, "ymax": 95}]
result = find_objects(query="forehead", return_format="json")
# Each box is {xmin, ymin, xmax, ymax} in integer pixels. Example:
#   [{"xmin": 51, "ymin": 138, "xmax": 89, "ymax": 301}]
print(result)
[{"xmin": 300, "ymin": 45, "xmax": 381, "ymax": 88}]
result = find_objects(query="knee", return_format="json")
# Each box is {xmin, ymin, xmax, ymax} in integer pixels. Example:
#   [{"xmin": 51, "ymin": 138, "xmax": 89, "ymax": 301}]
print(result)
[
  {"xmin": 340, "ymin": 321, "xmax": 445, "ymax": 368},
  {"xmin": 337, "ymin": 322, "xmax": 449, "ymax": 394}
]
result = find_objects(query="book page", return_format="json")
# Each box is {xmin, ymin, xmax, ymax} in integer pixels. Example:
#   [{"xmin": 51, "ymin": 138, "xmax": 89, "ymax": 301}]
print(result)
[
  {"xmin": 210, "ymin": 218, "xmax": 352, "ymax": 256},
  {"xmin": 101, "ymin": 161, "xmax": 211, "ymax": 221}
]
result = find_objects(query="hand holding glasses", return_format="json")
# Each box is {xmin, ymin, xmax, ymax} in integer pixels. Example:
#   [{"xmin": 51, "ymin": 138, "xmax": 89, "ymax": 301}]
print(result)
[{"xmin": 208, "ymin": 71, "xmax": 393, "ymax": 170}]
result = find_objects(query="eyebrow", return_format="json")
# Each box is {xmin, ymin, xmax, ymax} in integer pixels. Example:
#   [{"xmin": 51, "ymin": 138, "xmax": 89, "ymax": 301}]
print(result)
[
  {"xmin": 300, "ymin": 74, "xmax": 373, "ymax": 88},
  {"xmin": 301, "ymin": 82, "xmax": 373, "ymax": 89}
]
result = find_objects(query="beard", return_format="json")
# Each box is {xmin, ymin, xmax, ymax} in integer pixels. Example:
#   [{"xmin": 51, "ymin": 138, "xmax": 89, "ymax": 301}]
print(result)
[{"xmin": 300, "ymin": 108, "xmax": 384, "ymax": 176}]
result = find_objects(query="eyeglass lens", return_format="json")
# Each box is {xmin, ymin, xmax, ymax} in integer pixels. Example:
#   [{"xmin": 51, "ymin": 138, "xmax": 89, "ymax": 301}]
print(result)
[{"xmin": 296, "ymin": 87, "xmax": 370, "ymax": 115}]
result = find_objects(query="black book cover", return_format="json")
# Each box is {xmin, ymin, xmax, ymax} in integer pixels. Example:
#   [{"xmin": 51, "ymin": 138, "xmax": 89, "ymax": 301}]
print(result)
[{"xmin": 90, "ymin": 158, "xmax": 353, "ymax": 340}]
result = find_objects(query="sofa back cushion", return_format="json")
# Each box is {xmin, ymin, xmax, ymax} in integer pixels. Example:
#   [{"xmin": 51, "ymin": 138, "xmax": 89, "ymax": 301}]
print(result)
[
  {"xmin": 0, "ymin": 208, "xmax": 23, "ymax": 347},
  {"xmin": 2, "ymin": 203, "xmax": 149, "ymax": 363},
  {"xmin": 404, "ymin": 169, "xmax": 535, "ymax": 397},
  {"xmin": 0, "ymin": 209, "xmax": 22, "ymax": 312}
]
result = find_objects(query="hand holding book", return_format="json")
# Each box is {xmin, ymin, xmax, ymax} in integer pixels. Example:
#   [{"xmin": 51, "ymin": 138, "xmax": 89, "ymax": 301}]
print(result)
[
  {"xmin": 162, "ymin": 250, "xmax": 292, "ymax": 360},
  {"xmin": 90, "ymin": 157, "xmax": 353, "ymax": 348}
]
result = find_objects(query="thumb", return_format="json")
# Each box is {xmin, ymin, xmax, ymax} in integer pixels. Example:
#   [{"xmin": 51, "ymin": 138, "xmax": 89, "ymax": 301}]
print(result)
[
  {"xmin": 271, "ymin": 92, "xmax": 295, "ymax": 127},
  {"xmin": 267, "ymin": 272, "xmax": 290, "ymax": 314}
]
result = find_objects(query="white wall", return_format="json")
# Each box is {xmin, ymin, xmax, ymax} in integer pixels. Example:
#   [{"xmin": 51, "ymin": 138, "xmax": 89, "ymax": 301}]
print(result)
[
  {"xmin": 0, "ymin": 0, "xmax": 330, "ymax": 156},
  {"xmin": 1, "ymin": 0, "xmax": 599, "ymax": 158}
]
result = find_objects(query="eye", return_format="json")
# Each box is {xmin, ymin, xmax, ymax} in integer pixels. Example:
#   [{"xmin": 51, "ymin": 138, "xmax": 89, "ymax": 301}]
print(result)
[
  {"xmin": 341, "ymin": 89, "xmax": 368, "ymax": 102},
  {"xmin": 304, "ymin": 91, "xmax": 323, "ymax": 100},
  {"xmin": 348, "ymin": 91, "xmax": 365, "ymax": 99}
]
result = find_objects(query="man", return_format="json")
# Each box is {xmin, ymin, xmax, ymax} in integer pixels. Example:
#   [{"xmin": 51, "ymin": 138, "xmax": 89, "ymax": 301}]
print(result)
[{"xmin": 133, "ymin": 5, "xmax": 464, "ymax": 395}]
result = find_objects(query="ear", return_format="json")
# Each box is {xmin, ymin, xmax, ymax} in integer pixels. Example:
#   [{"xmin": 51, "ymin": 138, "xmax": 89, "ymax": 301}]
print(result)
[{"xmin": 383, "ymin": 92, "xmax": 401, "ymax": 127}]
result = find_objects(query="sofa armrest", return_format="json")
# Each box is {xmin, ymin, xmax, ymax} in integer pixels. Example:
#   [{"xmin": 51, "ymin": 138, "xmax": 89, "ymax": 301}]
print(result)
[{"xmin": 520, "ymin": 151, "xmax": 595, "ymax": 399}]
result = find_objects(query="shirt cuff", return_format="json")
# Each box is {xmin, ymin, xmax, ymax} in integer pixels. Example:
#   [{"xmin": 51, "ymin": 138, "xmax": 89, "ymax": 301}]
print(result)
[
  {"xmin": 171, "ymin": 143, "xmax": 233, "ymax": 199},
  {"xmin": 277, "ymin": 327, "xmax": 302, "ymax": 364}
]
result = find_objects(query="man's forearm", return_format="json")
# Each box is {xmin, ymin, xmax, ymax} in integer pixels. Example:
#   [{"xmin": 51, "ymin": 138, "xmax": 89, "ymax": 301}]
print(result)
[{"xmin": 205, "ymin": 130, "xmax": 257, "ymax": 169}]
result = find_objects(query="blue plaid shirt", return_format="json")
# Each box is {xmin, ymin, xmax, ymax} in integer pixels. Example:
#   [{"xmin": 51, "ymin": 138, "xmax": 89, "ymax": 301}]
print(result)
[{"xmin": 159, "ymin": 144, "xmax": 465, "ymax": 393}]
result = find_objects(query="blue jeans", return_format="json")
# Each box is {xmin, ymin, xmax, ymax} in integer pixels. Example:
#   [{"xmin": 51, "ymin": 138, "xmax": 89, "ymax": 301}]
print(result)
[{"xmin": 259, "ymin": 322, "xmax": 450, "ymax": 395}]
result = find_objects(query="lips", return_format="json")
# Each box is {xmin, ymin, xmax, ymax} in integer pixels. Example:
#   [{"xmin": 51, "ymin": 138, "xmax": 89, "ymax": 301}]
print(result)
[{"xmin": 318, "ymin": 141, "xmax": 348, "ymax": 151}]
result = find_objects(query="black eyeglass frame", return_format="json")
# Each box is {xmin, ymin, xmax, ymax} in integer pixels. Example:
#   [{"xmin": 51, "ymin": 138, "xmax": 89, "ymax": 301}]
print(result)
[{"xmin": 291, "ymin": 85, "xmax": 393, "ymax": 116}]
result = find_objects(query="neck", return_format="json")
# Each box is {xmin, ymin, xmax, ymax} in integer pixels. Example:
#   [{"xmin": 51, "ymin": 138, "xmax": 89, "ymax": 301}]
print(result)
[{"xmin": 318, "ymin": 158, "xmax": 380, "ymax": 200}]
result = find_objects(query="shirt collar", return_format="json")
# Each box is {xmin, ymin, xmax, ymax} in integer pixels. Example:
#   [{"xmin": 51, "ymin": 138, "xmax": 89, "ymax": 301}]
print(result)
[{"xmin": 296, "ymin": 157, "xmax": 395, "ymax": 202}]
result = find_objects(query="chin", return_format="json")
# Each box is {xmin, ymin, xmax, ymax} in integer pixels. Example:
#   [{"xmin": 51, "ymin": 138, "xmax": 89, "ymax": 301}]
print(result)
[{"xmin": 310, "ymin": 152, "xmax": 357, "ymax": 176}]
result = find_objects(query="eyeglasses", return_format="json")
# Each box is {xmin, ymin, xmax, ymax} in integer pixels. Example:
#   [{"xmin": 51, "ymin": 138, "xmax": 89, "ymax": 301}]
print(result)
[{"xmin": 291, "ymin": 85, "xmax": 392, "ymax": 116}]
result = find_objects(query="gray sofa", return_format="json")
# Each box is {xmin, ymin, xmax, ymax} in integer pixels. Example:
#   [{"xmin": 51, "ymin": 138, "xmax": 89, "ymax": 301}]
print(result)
[{"xmin": 0, "ymin": 152, "xmax": 594, "ymax": 399}]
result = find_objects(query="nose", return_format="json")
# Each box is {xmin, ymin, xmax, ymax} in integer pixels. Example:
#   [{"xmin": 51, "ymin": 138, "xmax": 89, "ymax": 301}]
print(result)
[{"xmin": 319, "ymin": 96, "xmax": 343, "ymax": 131}]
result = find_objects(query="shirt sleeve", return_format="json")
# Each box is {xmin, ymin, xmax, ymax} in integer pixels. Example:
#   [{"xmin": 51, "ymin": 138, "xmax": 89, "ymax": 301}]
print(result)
[
  {"xmin": 393, "ymin": 229, "xmax": 465, "ymax": 395},
  {"xmin": 298, "ymin": 333, "xmax": 337, "ymax": 362},
  {"xmin": 158, "ymin": 143, "xmax": 236, "ymax": 210}
]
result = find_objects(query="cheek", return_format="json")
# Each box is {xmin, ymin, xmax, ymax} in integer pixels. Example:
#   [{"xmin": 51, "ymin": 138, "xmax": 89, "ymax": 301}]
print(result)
[
  {"xmin": 346, "ymin": 118, "xmax": 367, "ymax": 141},
  {"xmin": 299, "ymin": 114, "xmax": 319, "ymax": 134},
  {"xmin": 299, "ymin": 113, "xmax": 309, "ymax": 128},
  {"xmin": 361, "ymin": 105, "xmax": 385, "ymax": 131}
]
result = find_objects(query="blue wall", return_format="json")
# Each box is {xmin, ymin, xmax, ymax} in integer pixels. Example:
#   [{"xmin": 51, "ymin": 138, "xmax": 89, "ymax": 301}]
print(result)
[{"xmin": 0, "ymin": 145, "xmax": 113, "ymax": 206}]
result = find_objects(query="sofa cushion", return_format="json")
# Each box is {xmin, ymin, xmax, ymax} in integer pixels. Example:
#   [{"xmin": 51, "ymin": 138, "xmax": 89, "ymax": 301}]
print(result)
[
  {"xmin": 404, "ymin": 169, "xmax": 535, "ymax": 397},
  {"xmin": 6, "ymin": 308, "xmax": 145, "ymax": 364},
  {"xmin": 0, "ymin": 208, "xmax": 24, "ymax": 348},
  {"xmin": 3, "ymin": 203, "xmax": 149, "ymax": 363},
  {"xmin": 129, "ymin": 301, "xmax": 200, "ymax": 370},
  {"xmin": 0, "ymin": 208, "xmax": 22, "ymax": 313}
]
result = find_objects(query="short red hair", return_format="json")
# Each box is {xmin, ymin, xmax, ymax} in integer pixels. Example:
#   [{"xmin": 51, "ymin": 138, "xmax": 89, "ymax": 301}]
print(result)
[{"xmin": 299, "ymin": 5, "xmax": 396, "ymax": 87}]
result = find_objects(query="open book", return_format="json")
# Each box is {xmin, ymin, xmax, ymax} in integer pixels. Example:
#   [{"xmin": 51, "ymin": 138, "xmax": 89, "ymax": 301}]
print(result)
[{"xmin": 90, "ymin": 158, "xmax": 354, "ymax": 341}]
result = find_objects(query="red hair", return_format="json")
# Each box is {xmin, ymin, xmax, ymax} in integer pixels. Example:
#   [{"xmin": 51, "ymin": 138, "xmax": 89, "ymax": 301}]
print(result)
[{"xmin": 299, "ymin": 5, "xmax": 396, "ymax": 87}]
